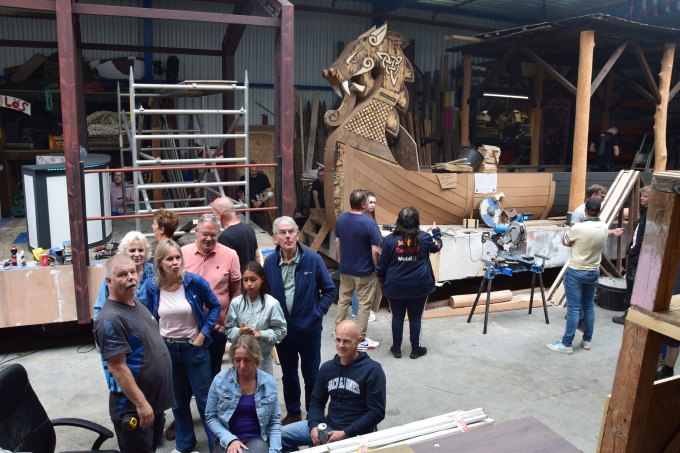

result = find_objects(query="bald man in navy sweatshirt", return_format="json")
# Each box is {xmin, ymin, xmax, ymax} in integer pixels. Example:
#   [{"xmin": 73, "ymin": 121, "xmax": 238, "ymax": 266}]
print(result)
[{"xmin": 280, "ymin": 320, "xmax": 386, "ymax": 451}]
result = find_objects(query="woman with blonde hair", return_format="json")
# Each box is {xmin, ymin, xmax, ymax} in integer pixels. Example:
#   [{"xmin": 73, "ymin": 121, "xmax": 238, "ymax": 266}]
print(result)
[
  {"xmin": 93, "ymin": 230, "xmax": 154, "ymax": 319},
  {"xmin": 206, "ymin": 335, "xmax": 281, "ymax": 453},
  {"xmin": 139, "ymin": 239, "xmax": 221, "ymax": 453}
]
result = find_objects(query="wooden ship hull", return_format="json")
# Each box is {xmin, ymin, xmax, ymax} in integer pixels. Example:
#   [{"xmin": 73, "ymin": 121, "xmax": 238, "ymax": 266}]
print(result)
[{"xmin": 324, "ymin": 143, "xmax": 556, "ymax": 227}]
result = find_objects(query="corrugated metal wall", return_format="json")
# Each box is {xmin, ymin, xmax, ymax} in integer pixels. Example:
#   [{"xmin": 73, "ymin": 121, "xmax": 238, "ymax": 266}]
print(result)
[{"xmin": 1, "ymin": 0, "xmax": 515, "ymax": 139}]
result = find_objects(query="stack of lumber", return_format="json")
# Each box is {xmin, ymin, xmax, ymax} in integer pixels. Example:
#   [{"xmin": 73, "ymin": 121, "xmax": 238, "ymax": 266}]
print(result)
[
  {"xmin": 407, "ymin": 289, "xmax": 548, "ymax": 320},
  {"xmin": 298, "ymin": 409, "xmax": 494, "ymax": 453},
  {"xmin": 474, "ymin": 145, "xmax": 501, "ymax": 173},
  {"xmin": 432, "ymin": 157, "xmax": 473, "ymax": 173}
]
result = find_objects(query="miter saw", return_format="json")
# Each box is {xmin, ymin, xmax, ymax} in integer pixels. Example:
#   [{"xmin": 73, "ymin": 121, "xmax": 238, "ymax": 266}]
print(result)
[
  {"xmin": 478, "ymin": 193, "xmax": 532, "ymax": 253},
  {"xmin": 468, "ymin": 194, "xmax": 550, "ymax": 334}
]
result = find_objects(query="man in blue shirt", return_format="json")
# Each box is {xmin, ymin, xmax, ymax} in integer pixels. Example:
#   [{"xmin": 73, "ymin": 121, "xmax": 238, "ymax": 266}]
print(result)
[{"xmin": 335, "ymin": 189, "xmax": 382, "ymax": 350}]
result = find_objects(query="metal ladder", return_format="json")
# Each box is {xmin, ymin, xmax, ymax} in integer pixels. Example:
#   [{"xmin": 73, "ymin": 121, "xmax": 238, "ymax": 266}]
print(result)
[
  {"xmin": 630, "ymin": 133, "xmax": 654, "ymax": 172},
  {"xmin": 117, "ymin": 72, "xmax": 251, "ymax": 231}
]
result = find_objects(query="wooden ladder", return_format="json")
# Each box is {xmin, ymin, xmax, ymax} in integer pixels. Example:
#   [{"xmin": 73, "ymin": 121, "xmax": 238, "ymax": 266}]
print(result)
[
  {"xmin": 299, "ymin": 210, "xmax": 332, "ymax": 254},
  {"xmin": 630, "ymin": 133, "xmax": 654, "ymax": 172}
]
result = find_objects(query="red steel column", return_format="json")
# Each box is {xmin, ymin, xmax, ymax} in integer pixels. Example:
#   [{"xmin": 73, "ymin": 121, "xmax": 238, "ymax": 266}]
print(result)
[
  {"xmin": 275, "ymin": 1, "xmax": 294, "ymax": 216},
  {"xmin": 55, "ymin": 0, "xmax": 90, "ymax": 322}
]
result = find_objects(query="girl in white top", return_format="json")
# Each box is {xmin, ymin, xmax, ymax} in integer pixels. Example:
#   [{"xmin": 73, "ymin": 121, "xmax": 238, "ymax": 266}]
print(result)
[{"xmin": 226, "ymin": 261, "xmax": 287, "ymax": 376}]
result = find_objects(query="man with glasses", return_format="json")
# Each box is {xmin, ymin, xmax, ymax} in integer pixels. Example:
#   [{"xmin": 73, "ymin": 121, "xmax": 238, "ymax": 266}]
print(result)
[
  {"xmin": 263, "ymin": 216, "xmax": 337, "ymax": 426},
  {"xmin": 182, "ymin": 214, "xmax": 241, "ymax": 377}
]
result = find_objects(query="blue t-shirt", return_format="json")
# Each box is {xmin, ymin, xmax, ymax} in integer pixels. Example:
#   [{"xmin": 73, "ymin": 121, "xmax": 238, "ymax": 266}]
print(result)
[
  {"xmin": 336, "ymin": 212, "xmax": 382, "ymax": 277},
  {"xmin": 228, "ymin": 393, "xmax": 261, "ymax": 439}
]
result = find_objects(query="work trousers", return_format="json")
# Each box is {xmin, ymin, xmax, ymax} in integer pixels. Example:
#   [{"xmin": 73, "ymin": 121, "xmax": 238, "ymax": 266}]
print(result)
[
  {"xmin": 111, "ymin": 411, "xmax": 165, "ymax": 453},
  {"xmin": 336, "ymin": 273, "xmax": 377, "ymax": 338},
  {"xmin": 388, "ymin": 296, "xmax": 429, "ymax": 350},
  {"xmin": 276, "ymin": 333, "xmax": 321, "ymax": 417}
]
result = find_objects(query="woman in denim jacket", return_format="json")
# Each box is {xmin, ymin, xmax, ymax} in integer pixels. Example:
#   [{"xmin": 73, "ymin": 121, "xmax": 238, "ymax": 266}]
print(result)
[
  {"xmin": 139, "ymin": 239, "xmax": 220, "ymax": 453},
  {"xmin": 206, "ymin": 335, "xmax": 281, "ymax": 453}
]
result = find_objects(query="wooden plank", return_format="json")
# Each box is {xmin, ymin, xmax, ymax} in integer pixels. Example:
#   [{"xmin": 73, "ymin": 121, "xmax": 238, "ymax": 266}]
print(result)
[
  {"xmin": 520, "ymin": 46, "xmax": 576, "ymax": 96},
  {"xmin": 628, "ymin": 306, "xmax": 680, "ymax": 343},
  {"xmin": 630, "ymin": 40, "xmax": 661, "ymax": 104},
  {"xmin": 590, "ymin": 40, "xmax": 628, "ymax": 97},
  {"xmin": 653, "ymin": 43, "xmax": 676, "ymax": 172},
  {"xmin": 613, "ymin": 69, "xmax": 656, "ymax": 105},
  {"xmin": 420, "ymin": 299, "xmax": 545, "ymax": 320},
  {"xmin": 309, "ymin": 219, "xmax": 330, "ymax": 252},
  {"xmin": 306, "ymin": 91, "xmax": 320, "ymax": 172},
  {"xmin": 670, "ymin": 79, "xmax": 680, "ymax": 102},
  {"xmin": 596, "ymin": 395, "xmax": 611, "ymax": 453},
  {"xmin": 298, "ymin": 92, "xmax": 306, "ymax": 173},
  {"xmin": 450, "ymin": 290, "xmax": 513, "ymax": 308},
  {"xmin": 444, "ymin": 34, "xmax": 484, "ymax": 42},
  {"xmin": 461, "ymin": 54, "xmax": 471, "ymax": 146},
  {"xmin": 530, "ymin": 65, "xmax": 544, "ymax": 165}
]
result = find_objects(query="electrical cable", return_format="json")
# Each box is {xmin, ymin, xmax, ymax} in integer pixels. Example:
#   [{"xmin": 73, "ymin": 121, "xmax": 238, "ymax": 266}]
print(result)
[{"xmin": 0, "ymin": 336, "xmax": 96, "ymax": 366}]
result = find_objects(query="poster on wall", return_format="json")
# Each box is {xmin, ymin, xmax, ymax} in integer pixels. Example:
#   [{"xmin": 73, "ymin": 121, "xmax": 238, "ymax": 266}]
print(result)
[
  {"xmin": 1, "ymin": 95, "xmax": 31, "ymax": 115},
  {"xmin": 474, "ymin": 173, "xmax": 497, "ymax": 193}
]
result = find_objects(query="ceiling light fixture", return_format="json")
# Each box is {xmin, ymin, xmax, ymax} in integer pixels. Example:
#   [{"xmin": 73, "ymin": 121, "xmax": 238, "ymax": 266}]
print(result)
[{"xmin": 483, "ymin": 93, "xmax": 529, "ymax": 99}]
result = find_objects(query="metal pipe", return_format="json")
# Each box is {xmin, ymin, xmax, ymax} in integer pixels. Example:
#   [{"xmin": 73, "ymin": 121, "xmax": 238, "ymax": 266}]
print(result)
[
  {"xmin": 141, "ymin": 129, "xmax": 200, "ymax": 133},
  {"xmin": 137, "ymin": 157, "xmax": 248, "ymax": 165},
  {"xmin": 125, "ymin": 198, "xmax": 204, "ymax": 204},
  {"xmin": 244, "ymin": 70, "xmax": 250, "ymax": 225},
  {"xmin": 134, "ymin": 109, "xmax": 245, "ymax": 115},
  {"xmin": 138, "ymin": 181, "xmax": 246, "ymax": 190},
  {"xmin": 135, "ymin": 133, "xmax": 246, "ymax": 140},
  {"xmin": 129, "ymin": 69, "xmax": 141, "ymax": 231},
  {"xmin": 133, "ymin": 83, "xmax": 246, "ymax": 90},
  {"xmin": 85, "ymin": 163, "xmax": 276, "ymax": 173},
  {"xmin": 87, "ymin": 206, "xmax": 276, "ymax": 221},
  {"xmin": 139, "ymin": 146, "xmax": 205, "ymax": 152}
]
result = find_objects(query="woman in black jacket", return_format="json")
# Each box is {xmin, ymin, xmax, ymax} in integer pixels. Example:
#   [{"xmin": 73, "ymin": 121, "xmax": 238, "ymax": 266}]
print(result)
[{"xmin": 376, "ymin": 207, "xmax": 442, "ymax": 359}]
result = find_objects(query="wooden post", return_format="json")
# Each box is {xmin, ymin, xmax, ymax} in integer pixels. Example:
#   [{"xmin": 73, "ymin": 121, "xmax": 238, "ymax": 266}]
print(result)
[
  {"xmin": 149, "ymin": 97, "xmax": 163, "ymax": 208},
  {"xmin": 461, "ymin": 54, "xmax": 471, "ymax": 147},
  {"xmin": 602, "ymin": 180, "xmax": 680, "ymax": 451},
  {"xmin": 600, "ymin": 71, "xmax": 613, "ymax": 132},
  {"xmin": 530, "ymin": 65, "xmax": 544, "ymax": 165},
  {"xmin": 568, "ymin": 30, "xmax": 595, "ymax": 212},
  {"xmin": 653, "ymin": 43, "xmax": 676, "ymax": 172}
]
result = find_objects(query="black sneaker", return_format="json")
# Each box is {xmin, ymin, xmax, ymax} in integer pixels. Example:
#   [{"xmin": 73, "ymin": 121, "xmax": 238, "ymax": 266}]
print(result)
[
  {"xmin": 577, "ymin": 319, "xmax": 585, "ymax": 333},
  {"xmin": 612, "ymin": 314, "xmax": 626, "ymax": 325},
  {"xmin": 390, "ymin": 346, "xmax": 401, "ymax": 358},
  {"xmin": 410, "ymin": 347, "xmax": 427, "ymax": 359},
  {"xmin": 656, "ymin": 365, "xmax": 674, "ymax": 381}
]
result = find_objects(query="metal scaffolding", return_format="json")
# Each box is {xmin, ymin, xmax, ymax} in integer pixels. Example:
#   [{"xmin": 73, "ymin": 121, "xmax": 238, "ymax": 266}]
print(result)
[{"xmin": 117, "ymin": 72, "xmax": 250, "ymax": 231}]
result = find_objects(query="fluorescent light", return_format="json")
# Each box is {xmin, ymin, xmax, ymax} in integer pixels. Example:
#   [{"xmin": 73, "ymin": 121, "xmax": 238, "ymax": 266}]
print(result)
[{"xmin": 483, "ymin": 93, "xmax": 529, "ymax": 99}]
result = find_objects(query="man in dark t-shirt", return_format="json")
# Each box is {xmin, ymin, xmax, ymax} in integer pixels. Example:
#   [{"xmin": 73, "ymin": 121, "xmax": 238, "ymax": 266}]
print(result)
[
  {"xmin": 310, "ymin": 169, "xmax": 325, "ymax": 212},
  {"xmin": 335, "ymin": 189, "xmax": 382, "ymax": 351},
  {"xmin": 94, "ymin": 255, "xmax": 174, "ymax": 453},
  {"xmin": 238, "ymin": 160, "xmax": 273, "ymax": 229},
  {"xmin": 212, "ymin": 196, "xmax": 260, "ymax": 266},
  {"xmin": 589, "ymin": 126, "xmax": 620, "ymax": 172}
]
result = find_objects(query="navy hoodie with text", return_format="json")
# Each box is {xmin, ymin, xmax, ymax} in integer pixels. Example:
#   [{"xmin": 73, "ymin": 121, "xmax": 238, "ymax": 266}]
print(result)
[{"xmin": 307, "ymin": 352, "xmax": 386, "ymax": 438}]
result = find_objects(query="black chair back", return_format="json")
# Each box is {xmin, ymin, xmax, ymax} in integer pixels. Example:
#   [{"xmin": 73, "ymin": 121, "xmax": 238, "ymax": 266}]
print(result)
[{"xmin": 0, "ymin": 364, "xmax": 57, "ymax": 453}]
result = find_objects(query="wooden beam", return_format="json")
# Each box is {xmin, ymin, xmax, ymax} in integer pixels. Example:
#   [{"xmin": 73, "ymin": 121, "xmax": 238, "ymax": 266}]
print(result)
[
  {"xmin": 468, "ymin": 46, "xmax": 517, "ymax": 103},
  {"xmin": 530, "ymin": 65, "xmax": 544, "ymax": 166},
  {"xmin": 590, "ymin": 40, "xmax": 628, "ymax": 97},
  {"xmin": 612, "ymin": 69, "xmax": 656, "ymax": 105},
  {"xmin": 461, "ymin": 54, "xmax": 472, "ymax": 147},
  {"xmin": 248, "ymin": 0, "xmax": 277, "ymax": 18},
  {"xmin": 600, "ymin": 71, "xmax": 614, "ymax": 131},
  {"xmin": 444, "ymin": 35, "xmax": 484, "ymax": 42},
  {"xmin": 275, "ymin": 1, "xmax": 294, "ymax": 215},
  {"xmin": 520, "ymin": 46, "xmax": 576, "ymax": 96},
  {"xmin": 670, "ymin": 79, "xmax": 680, "ymax": 101},
  {"xmin": 0, "ymin": 0, "xmax": 55, "ymax": 11},
  {"xmin": 631, "ymin": 40, "xmax": 661, "ymax": 104},
  {"xmin": 653, "ymin": 43, "xmax": 676, "ymax": 172},
  {"xmin": 55, "ymin": 0, "xmax": 89, "ymax": 323},
  {"xmin": 0, "ymin": 39, "xmax": 224, "ymax": 56},
  {"xmin": 568, "ymin": 30, "xmax": 595, "ymax": 212},
  {"xmin": 71, "ymin": 3, "xmax": 280, "ymax": 27}
]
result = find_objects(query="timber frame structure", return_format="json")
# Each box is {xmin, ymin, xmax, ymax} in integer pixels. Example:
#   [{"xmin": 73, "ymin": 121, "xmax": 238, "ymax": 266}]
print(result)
[
  {"xmin": 0, "ymin": 0, "xmax": 294, "ymax": 324},
  {"xmin": 449, "ymin": 14, "xmax": 680, "ymax": 210}
]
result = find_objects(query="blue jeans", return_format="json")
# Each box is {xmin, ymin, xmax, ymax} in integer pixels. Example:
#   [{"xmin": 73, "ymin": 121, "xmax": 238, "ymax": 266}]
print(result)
[
  {"xmin": 166, "ymin": 341, "xmax": 216, "ymax": 453},
  {"xmin": 351, "ymin": 291, "xmax": 358, "ymax": 318},
  {"xmin": 562, "ymin": 268, "xmax": 598, "ymax": 347},
  {"xmin": 281, "ymin": 421, "xmax": 334, "ymax": 453},
  {"xmin": 276, "ymin": 334, "xmax": 321, "ymax": 416}
]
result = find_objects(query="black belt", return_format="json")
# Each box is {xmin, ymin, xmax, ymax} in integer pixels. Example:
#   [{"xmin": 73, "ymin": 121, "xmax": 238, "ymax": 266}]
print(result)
[{"xmin": 163, "ymin": 337, "xmax": 193, "ymax": 344}]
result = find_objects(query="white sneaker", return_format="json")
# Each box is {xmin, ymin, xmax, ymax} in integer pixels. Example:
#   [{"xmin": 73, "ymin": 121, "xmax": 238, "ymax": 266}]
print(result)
[
  {"xmin": 351, "ymin": 313, "xmax": 357, "ymax": 319},
  {"xmin": 358, "ymin": 337, "xmax": 380, "ymax": 350},
  {"xmin": 582, "ymin": 340, "xmax": 592, "ymax": 350},
  {"xmin": 368, "ymin": 311, "xmax": 377, "ymax": 322},
  {"xmin": 546, "ymin": 341, "xmax": 573, "ymax": 354}
]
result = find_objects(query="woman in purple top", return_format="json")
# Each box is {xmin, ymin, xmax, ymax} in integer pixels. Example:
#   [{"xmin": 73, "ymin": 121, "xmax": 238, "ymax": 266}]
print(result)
[{"xmin": 206, "ymin": 335, "xmax": 281, "ymax": 453}]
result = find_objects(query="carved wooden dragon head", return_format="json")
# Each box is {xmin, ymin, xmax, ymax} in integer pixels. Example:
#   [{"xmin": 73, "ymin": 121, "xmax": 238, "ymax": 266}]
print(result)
[{"xmin": 321, "ymin": 23, "xmax": 415, "ymax": 137}]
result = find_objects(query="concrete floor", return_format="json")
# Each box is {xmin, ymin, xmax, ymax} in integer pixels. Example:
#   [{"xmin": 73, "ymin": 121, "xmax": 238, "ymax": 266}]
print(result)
[{"xmin": 2, "ymin": 301, "xmax": 629, "ymax": 453}]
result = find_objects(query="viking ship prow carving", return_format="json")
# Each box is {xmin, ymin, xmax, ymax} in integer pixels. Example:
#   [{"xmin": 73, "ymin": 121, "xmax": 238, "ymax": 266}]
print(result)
[{"xmin": 322, "ymin": 23, "xmax": 555, "ymax": 230}]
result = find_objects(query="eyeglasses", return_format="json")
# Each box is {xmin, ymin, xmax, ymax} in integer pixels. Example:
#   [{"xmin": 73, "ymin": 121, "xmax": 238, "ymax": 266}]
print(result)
[
  {"xmin": 200, "ymin": 232, "xmax": 218, "ymax": 239},
  {"xmin": 276, "ymin": 229, "xmax": 297, "ymax": 237}
]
